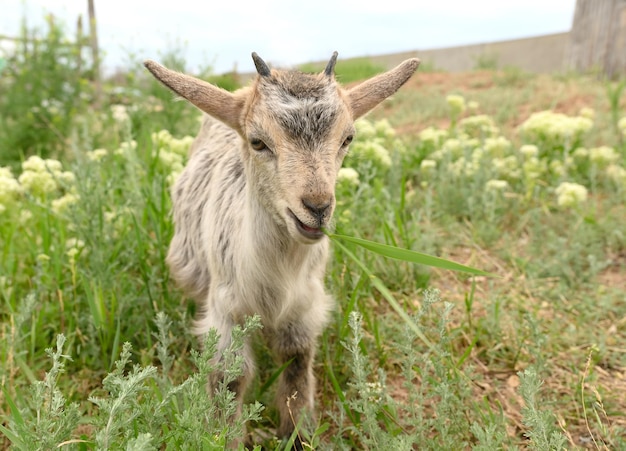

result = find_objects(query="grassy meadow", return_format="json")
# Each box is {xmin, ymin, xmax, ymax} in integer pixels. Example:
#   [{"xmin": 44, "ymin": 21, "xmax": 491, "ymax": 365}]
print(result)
[{"xmin": 1, "ymin": 20, "xmax": 626, "ymax": 450}]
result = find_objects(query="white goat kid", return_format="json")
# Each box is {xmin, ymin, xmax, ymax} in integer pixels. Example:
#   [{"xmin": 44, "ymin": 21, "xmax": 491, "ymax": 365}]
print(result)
[{"xmin": 144, "ymin": 52, "xmax": 419, "ymax": 444}]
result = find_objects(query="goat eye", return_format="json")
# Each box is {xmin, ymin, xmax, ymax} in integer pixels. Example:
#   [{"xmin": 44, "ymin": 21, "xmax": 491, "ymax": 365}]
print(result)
[
  {"xmin": 342, "ymin": 135, "xmax": 354, "ymax": 147},
  {"xmin": 250, "ymin": 138, "xmax": 268, "ymax": 152}
]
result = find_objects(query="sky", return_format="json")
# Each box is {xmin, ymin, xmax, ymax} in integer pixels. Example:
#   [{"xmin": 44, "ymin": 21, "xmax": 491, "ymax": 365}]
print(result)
[{"xmin": 1, "ymin": 0, "xmax": 577, "ymax": 75}]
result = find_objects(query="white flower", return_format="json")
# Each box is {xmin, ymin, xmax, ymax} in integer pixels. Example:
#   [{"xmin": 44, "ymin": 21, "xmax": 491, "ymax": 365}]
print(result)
[
  {"xmin": 152, "ymin": 129, "xmax": 193, "ymax": 160},
  {"xmin": 20, "ymin": 210, "xmax": 33, "ymax": 224},
  {"xmin": 464, "ymin": 137, "xmax": 481, "ymax": 149},
  {"xmin": 522, "ymin": 157, "xmax": 545, "ymax": 180},
  {"xmin": 52, "ymin": 193, "xmax": 80, "ymax": 214},
  {"xmin": 110, "ymin": 104, "xmax": 130, "ymax": 123},
  {"xmin": 549, "ymin": 160, "xmax": 565, "ymax": 177},
  {"xmin": 471, "ymin": 147, "xmax": 485, "ymax": 164},
  {"xmin": 152, "ymin": 129, "xmax": 173, "ymax": 147},
  {"xmin": 492, "ymin": 156, "xmax": 520, "ymax": 179},
  {"xmin": 0, "ymin": 167, "xmax": 12, "ymax": 178},
  {"xmin": 0, "ymin": 167, "xmax": 23, "ymax": 205},
  {"xmin": 365, "ymin": 381, "xmax": 384, "ymax": 403},
  {"xmin": 166, "ymin": 171, "xmax": 183, "ymax": 186},
  {"xmin": 419, "ymin": 159, "xmax": 438, "ymax": 180},
  {"xmin": 18, "ymin": 170, "xmax": 57, "ymax": 197},
  {"xmin": 22, "ymin": 155, "xmax": 47, "ymax": 173},
  {"xmin": 65, "ymin": 238, "xmax": 85, "ymax": 250},
  {"xmin": 589, "ymin": 146, "xmax": 619, "ymax": 167},
  {"xmin": 519, "ymin": 110, "xmax": 593, "ymax": 145},
  {"xmin": 337, "ymin": 167, "xmax": 360, "ymax": 187},
  {"xmin": 354, "ymin": 119, "xmax": 377, "ymax": 140},
  {"xmin": 66, "ymin": 247, "xmax": 80, "ymax": 260},
  {"xmin": 519, "ymin": 144, "xmax": 539, "ymax": 159},
  {"xmin": 484, "ymin": 136, "xmax": 511, "ymax": 157},
  {"xmin": 555, "ymin": 182, "xmax": 588, "ymax": 208},
  {"xmin": 446, "ymin": 94, "xmax": 466, "ymax": 116},
  {"xmin": 441, "ymin": 138, "xmax": 463, "ymax": 158},
  {"xmin": 43, "ymin": 159, "xmax": 63, "ymax": 173},
  {"xmin": 420, "ymin": 159, "xmax": 437, "ymax": 172},
  {"xmin": 572, "ymin": 147, "xmax": 589, "ymax": 160},
  {"xmin": 104, "ymin": 211, "xmax": 117, "ymax": 224},
  {"xmin": 485, "ymin": 179, "xmax": 509, "ymax": 191},
  {"xmin": 66, "ymin": 238, "xmax": 86, "ymax": 261},
  {"xmin": 459, "ymin": 114, "xmax": 498, "ymax": 138},
  {"xmin": 350, "ymin": 141, "xmax": 392, "ymax": 171},
  {"xmin": 115, "ymin": 140, "xmax": 137, "ymax": 157},
  {"xmin": 87, "ymin": 148, "xmax": 109, "ymax": 162},
  {"xmin": 168, "ymin": 136, "xmax": 194, "ymax": 156},
  {"xmin": 449, "ymin": 156, "xmax": 478, "ymax": 177},
  {"xmin": 103, "ymin": 207, "xmax": 134, "ymax": 236},
  {"xmin": 157, "ymin": 150, "xmax": 184, "ymax": 173},
  {"xmin": 419, "ymin": 127, "xmax": 448, "ymax": 147},
  {"xmin": 374, "ymin": 119, "xmax": 396, "ymax": 139},
  {"xmin": 18, "ymin": 156, "xmax": 75, "ymax": 197},
  {"xmin": 57, "ymin": 171, "xmax": 76, "ymax": 186},
  {"xmin": 579, "ymin": 107, "xmax": 595, "ymax": 119},
  {"xmin": 606, "ymin": 164, "xmax": 626, "ymax": 186}
]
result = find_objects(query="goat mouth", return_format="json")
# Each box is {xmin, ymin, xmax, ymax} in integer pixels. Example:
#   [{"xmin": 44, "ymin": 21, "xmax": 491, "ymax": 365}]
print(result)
[{"xmin": 288, "ymin": 210, "xmax": 325, "ymax": 240}]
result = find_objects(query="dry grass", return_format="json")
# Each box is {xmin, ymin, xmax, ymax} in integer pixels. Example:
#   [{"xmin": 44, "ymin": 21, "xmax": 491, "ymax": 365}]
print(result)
[
  {"xmin": 363, "ymin": 69, "xmax": 626, "ymax": 448},
  {"xmin": 375, "ymin": 69, "xmax": 623, "ymax": 147}
]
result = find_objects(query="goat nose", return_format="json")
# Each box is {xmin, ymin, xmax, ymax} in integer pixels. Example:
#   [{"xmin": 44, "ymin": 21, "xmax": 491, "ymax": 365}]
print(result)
[{"xmin": 302, "ymin": 197, "xmax": 332, "ymax": 223}]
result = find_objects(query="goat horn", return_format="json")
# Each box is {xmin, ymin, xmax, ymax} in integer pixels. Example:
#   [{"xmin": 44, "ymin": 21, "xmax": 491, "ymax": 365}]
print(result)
[
  {"xmin": 324, "ymin": 51, "xmax": 339, "ymax": 77},
  {"xmin": 251, "ymin": 52, "xmax": 271, "ymax": 77}
]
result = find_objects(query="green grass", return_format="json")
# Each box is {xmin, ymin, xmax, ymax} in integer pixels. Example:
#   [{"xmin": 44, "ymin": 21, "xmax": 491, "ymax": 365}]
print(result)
[
  {"xmin": 299, "ymin": 57, "xmax": 387, "ymax": 83},
  {"xmin": 2, "ymin": 20, "xmax": 626, "ymax": 450}
]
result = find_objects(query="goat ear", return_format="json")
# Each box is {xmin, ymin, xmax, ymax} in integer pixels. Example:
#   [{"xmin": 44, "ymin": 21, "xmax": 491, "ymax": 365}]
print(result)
[
  {"xmin": 144, "ymin": 60, "xmax": 244, "ymax": 131},
  {"xmin": 347, "ymin": 58, "xmax": 420, "ymax": 119}
]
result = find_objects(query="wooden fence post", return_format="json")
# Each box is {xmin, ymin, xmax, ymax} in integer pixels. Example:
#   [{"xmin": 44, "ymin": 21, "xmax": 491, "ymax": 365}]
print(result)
[
  {"xmin": 88, "ymin": 0, "xmax": 102, "ymax": 104},
  {"xmin": 566, "ymin": 0, "xmax": 626, "ymax": 78},
  {"xmin": 76, "ymin": 15, "xmax": 84, "ymax": 74}
]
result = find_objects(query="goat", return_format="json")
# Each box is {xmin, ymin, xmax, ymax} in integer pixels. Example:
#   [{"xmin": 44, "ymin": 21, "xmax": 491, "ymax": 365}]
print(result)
[{"xmin": 144, "ymin": 52, "xmax": 419, "ymax": 445}]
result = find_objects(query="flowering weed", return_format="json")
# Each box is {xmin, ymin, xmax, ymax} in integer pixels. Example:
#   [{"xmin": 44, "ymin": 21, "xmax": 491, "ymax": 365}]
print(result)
[{"xmin": 1, "ymin": 39, "xmax": 626, "ymax": 449}]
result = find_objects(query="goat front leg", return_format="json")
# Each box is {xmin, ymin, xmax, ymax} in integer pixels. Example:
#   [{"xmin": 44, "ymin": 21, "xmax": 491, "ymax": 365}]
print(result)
[
  {"xmin": 197, "ymin": 305, "xmax": 255, "ymax": 424},
  {"xmin": 271, "ymin": 324, "xmax": 317, "ymax": 446},
  {"xmin": 209, "ymin": 330, "xmax": 255, "ymax": 417},
  {"xmin": 206, "ymin": 329, "xmax": 254, "ymax": 449}
]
